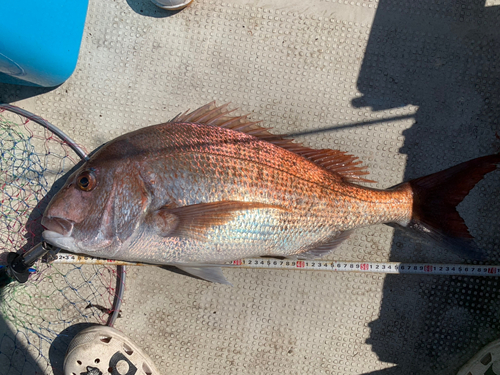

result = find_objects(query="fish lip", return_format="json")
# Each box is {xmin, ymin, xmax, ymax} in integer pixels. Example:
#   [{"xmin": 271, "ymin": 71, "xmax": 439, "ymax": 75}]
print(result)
[
  {"xmin": 41, "ymin": 216, "xmax": 74, "ymax": 237},
  {"xmin": 42, "ymin": 230, "xmax": 77, "ymax": 252}
]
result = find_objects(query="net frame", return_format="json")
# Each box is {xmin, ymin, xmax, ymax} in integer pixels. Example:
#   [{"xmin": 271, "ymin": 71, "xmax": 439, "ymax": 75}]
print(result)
[{"xmin": 0, "ymin": 104, "xmax": 125, "ymax": 375}]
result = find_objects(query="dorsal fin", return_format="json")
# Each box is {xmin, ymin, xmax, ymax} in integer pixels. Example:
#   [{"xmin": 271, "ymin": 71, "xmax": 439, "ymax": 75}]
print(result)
[
  {"xmin": 294, "ymin": 148, "xmax": 374, "ymax": 183},
  {"xmin": 171, "ymin": 102, "xmax": 374, "ymax": 183}
]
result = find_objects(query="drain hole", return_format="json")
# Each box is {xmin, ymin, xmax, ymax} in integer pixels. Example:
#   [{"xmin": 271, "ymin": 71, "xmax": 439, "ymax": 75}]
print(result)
[
  {"xmin": 143, "ymin": 363, "xmax": 153, "ymax": 375},
  {"xmin": 77, "ymin": 360, "xmax": 82, "ymax": 365},
  {"xmin": 481, "ymin": 353, "xmax": 492, "ymax": 365},
  {"xmin": 100, "ymin": 336, "xmax": 112, "ymax": 344},
  {"xmin": 123, "ymin": 344, "xmax": 133, "ymax": 356},
  {"xmin": 95, "ymin": 358, "xmax": 100, "ymax": 364}
]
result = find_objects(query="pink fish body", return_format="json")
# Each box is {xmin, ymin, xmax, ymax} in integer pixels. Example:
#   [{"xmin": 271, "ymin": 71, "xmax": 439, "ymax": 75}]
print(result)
[{"xmin": 41, "ymin": 103, "xmax": 499, "ymax": 283}]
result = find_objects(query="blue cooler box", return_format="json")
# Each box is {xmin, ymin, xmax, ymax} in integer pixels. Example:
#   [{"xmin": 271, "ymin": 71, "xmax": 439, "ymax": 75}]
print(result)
[{"xmin": 0, "ymin": 0, "xmax": 89, "ymax": 87}]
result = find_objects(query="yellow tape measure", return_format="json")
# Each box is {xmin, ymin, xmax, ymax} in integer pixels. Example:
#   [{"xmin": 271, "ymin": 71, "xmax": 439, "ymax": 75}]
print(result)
[{"xmin": 49, "ymin": 254, "xmax": 500, "ymax": 276}]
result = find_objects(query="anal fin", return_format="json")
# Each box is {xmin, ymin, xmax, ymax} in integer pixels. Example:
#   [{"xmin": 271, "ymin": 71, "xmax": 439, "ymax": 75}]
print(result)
[{"xmin": 293, "ymin": 231, "xmax": 352, "ymax": 259}]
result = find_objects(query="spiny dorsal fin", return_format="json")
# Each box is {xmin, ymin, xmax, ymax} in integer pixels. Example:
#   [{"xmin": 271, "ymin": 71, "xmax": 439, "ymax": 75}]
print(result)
[
  {"xmin": 171, "ymin": 102, "xmax": 374, "ymax": 183},
  {"xmin": 172, "ymin": 101, "xmax": 264, "ymax": 133}
]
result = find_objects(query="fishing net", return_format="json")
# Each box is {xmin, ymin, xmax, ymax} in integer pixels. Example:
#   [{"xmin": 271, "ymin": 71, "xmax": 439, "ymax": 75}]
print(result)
[{"xmin": 0, "ymin": 107, "xmax": 123, "ymax": 375}]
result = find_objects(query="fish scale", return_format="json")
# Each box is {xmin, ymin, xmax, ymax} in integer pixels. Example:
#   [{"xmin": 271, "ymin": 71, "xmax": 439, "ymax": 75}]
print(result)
[
  {"xmin": 41, "ymin": 103, "xmax": 499, "ymax": 283},
  {"xmin": 72, "ymin": 123, "xmax": 412, "ymax": 261}
]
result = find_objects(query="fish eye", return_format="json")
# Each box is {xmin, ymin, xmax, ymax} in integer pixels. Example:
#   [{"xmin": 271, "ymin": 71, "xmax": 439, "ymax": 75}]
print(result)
[{"xmin": 76, "ymin": 171, "xmax": 96, "ymax": 191}]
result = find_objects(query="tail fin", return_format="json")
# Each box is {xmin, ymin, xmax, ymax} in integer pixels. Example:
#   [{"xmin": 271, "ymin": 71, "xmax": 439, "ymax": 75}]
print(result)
[{"xmin": 407, "ymin": 153, "xmax": 500, "ymax": 260}]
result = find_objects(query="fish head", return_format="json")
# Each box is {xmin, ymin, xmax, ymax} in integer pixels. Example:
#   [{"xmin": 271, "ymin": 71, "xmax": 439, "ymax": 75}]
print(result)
[{"xmin": 42, "ymin": 158, "xmax": 150, "ymax": 256}]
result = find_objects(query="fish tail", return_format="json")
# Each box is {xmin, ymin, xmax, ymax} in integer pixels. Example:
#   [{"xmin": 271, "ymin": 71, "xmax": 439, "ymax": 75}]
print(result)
[{"xmin": 406, "ymin": 153, "xmax": 500, "ymax": 260}]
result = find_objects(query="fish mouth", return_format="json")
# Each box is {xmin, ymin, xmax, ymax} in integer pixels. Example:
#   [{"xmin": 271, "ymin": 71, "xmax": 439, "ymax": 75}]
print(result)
[
  {"xmin": 42, "ymin": 230, "xmax": 78, "ymax": 252},
  {"xmin": 41, "ymin": 216, "xmax": 78, "ymax": 252},
  {"xmin": 41, "ymin": 216, "xmax": 74, "ymax": 236}
]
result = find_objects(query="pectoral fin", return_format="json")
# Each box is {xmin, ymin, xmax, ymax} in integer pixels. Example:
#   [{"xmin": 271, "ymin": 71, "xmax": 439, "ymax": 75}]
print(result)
[{"xmin": 151, "ymin": 201, "xmax": 283, "ymax": 240}]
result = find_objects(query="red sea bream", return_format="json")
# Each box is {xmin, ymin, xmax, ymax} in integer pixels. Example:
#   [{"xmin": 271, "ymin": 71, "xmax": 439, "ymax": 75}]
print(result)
[{"xmin": 41, "ymin": 103, "xmax": 500, "ymax": 283}]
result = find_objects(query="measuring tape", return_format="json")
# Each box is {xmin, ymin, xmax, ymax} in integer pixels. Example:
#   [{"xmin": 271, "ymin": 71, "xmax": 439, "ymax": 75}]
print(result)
[
  {"xmin": 48, "ymin": 254, "xmax": 500, "ymax": 277},
  {"xmin": 230, "ymin": 258, "xmax": 500, "ymax": 276}
]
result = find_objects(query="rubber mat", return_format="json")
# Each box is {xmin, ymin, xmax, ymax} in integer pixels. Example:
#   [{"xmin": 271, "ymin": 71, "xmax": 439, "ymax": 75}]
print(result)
[{"xmin": 1, "ymin": 0, "xmax": 500, "ymax": 374}]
